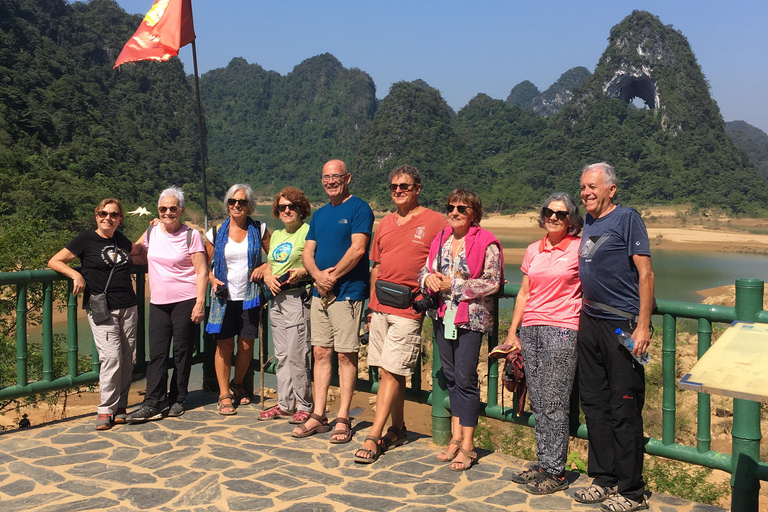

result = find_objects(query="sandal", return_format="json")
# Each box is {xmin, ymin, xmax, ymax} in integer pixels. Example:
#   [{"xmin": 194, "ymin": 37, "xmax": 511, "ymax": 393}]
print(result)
[
  {"xmin": 291, "ymin": 413, "xmax": 330, "ymax": 438},
  {"xmin": 230, "ymin": 380, "xmax": 251, "ymax": 405},
  {"xmin": 380, "ymin": 424, "xmax": 408, "ymax": 452},
  {"xmin": 525, "ymin": 473, "xmax": 569, "ymax": 495},
  {"xmin": 217, "ymin": 394, "xmax": 237, "ymax": 416},
  {"xmin": 437, "ymin": 439, "xmax": 462, "ymax": 462},
  {"xmin": 329, "ymin": 417, "xmax": 353, "ymax": 444},
  {"xmin": 600, "ymin": 495, "xmax": 649, "ymax": 511},
  {"xmin": 353, "ymin": 435, "xmax": 381, "ymax": 464},
  {"xmin": 573, "ymin": 483, "xmax": 618, "ymax": 504},
  {"xmin": 449, "ymin": 448, "xmax": 477, "ymax": 471}
]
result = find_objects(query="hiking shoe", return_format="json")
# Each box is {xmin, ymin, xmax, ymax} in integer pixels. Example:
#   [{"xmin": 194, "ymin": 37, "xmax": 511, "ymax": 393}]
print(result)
[
  {"xmin": 259, "ymin": 405, "xmax": 292, "ymax": 421},
  {"xmin": 289, "ymin": 410, "xmax": 311, "ymax": 424},
  {"xmin": 113, "ymin": 408, "xmax": 128, "ymax": 424},
  {"xmin": 126, "ymin": 405, "xmax": 163, "ymax": 423},
  {"xmin": 167, "ymin": 402, "xmax": 185, "ymax": 417},
  {"xmin": 95, "ymin": 413, "xmax": 113, "ymax": 430},
  {"xmin": 525, "ymin": 472, "xmax": 569, "ymax": 495},
  {"xmin": 510, "ymin": 464, "xmax": 547, "ymax": 484}
]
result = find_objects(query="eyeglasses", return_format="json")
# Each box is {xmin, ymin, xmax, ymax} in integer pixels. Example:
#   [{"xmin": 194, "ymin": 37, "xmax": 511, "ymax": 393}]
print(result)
[
  {"xmin": 389, "ymin": 183, "xmax": 415, "ymax": 192},
  {"xmin": 277, "ymin": 203, "xmax": 299, "ymax": 213},
  {"xmin": 158, "ymin": 206, "xmax": 179, "ymax": 214},
  {"xmin": 321, "ymin": 173, "xmax": 348, "ymax": 183},
  {"xmin": 445, "ymin": 204, "xmax": 472, "ymax": 215},
  {"xmin": 543, "ymin": 207, "xmax": 569, "ymax": 221},
  {"xmin": 227, "ymin": 198, "xmax": 249, "ymax": 208},
  {"xmin": 97, "ymin": 211, "xmax": 121, "ymax": 219}
]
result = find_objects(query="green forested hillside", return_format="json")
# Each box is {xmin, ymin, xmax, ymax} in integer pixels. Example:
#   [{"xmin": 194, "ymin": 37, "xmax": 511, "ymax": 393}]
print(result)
[{"xmin": 726, "ymin": 121, "xmax": 768, "ymax": 180}]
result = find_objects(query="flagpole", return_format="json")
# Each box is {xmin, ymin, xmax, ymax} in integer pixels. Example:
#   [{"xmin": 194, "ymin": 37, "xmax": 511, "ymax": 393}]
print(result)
[{"xmin": 191, "ymin": 40, "xmax": 209, "ymax": 233}]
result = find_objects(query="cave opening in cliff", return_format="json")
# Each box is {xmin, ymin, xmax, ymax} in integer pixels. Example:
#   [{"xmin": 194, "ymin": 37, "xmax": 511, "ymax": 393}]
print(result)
[{"xmin": 614, "ymin": 74, "xmax": 656, "ymax": 109}]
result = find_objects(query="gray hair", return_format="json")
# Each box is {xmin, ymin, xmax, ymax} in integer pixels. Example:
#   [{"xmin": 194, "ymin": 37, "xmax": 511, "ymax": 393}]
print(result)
[
  {"xmin": 158, "ymin": 187, "xmax": 185, "ymax": 208},
  {"xmin": 224, "ymin": 184, "xmax": 255, "ymax": 214},
  {"xmin": 581, "ymin": 162, "xmax": 617, "ymax": 187},
  {"xmin": 388, "ymin": 164, "xmax": 421, "ymax": 185},
  {"xmin": 539, "ymin": 192, "xmax": 583, "ymax": 236}
]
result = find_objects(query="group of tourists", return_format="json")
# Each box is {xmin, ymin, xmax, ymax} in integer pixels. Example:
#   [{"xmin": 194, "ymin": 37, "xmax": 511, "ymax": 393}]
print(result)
[{"xmin": 48, "ymin": 159, "xmax": 654, "ymax": 512}]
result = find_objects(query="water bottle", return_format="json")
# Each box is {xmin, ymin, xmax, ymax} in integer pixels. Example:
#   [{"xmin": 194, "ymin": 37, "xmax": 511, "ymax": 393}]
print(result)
[{"xmin": 615, "ymin": 328, "xmax": 651, "ymax": 365}]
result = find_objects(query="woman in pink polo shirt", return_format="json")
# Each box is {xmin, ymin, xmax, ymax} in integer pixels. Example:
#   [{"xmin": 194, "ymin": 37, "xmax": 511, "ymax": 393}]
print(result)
[{"xmin": 505, "ymin": 192, "xmax": 583, "ymax": 495}]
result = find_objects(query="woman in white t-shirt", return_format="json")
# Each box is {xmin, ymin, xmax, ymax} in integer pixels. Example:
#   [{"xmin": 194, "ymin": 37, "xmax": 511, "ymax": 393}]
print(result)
[
  {"xmin": 126, "ymin": 187, "xmax": 208, "ymax": 423},
  {"xmin": 205, "ymin": 184, "xmax": 270, "ymax": 415}
]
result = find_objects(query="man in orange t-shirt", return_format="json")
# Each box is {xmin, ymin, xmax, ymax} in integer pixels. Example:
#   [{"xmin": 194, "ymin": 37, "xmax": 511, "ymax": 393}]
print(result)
[{"xmin": 353, "ymin": 165, "xmax": 445, "ymax": 463}]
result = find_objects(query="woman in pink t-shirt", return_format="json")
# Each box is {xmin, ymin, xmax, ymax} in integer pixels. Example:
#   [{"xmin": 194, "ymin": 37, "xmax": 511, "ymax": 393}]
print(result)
[
  {"xmin": 125, "ymin": 187, "xmax": 208, "ymax": 423},
  {"xmin": 504, "ymin": 192, "xmax": 583, "ymax": 495}
]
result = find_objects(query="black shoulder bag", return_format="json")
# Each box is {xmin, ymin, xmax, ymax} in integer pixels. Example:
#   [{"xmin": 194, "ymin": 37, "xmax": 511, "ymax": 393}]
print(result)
[{"xmin": 88, "ymin": 244, "xmax": 116, "ymax": 324}]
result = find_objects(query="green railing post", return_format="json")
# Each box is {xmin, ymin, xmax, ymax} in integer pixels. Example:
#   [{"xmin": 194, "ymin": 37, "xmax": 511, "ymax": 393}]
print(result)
[
  {"xmin": 16, "ymin": 284, "xmax": 28, "ymax": 386},
  {"xmin": 661, "ymin": 313, "xmax": 676, "ymax": 445},
  {"xmin": 430, "ymin": 318, "xmax": 451, "ymax": 445},
  {"xmin": 731, "ymin": 278, "xmax": 763, "ymax": 512},
  {"xmin": 67, "ymin": 283, "xmax": 79, "ymax": 377},
  {"xmin": 42, "ymin": 280, "xmax": 54, "ymax": 382},
  {"xmin": 696, "ymin": 318, "xmax": 711, "ymax": 453},
  {"xmin": 134, "ymin": 270, "xmax": 147, "ymax": 373},
  {"xmin": 487, "ymin": 296, "xmax": 500, "ymax": 408}
]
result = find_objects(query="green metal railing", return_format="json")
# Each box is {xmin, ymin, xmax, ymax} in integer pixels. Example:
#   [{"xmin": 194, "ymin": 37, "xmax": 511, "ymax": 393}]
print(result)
[{"xmin": 0, "ymin": 269, "xmax": 764, "ymax": 510}]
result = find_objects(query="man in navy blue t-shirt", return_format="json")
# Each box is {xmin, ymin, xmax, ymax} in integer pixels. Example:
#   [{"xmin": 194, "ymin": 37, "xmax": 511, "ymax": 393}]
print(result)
[
  {"xmin": 575, "ymin": 163, "xmax": 654, "ymax": 511},
  {"xmin": 292, "ymin": 159, "xmax": 374, "ymax": 444}
]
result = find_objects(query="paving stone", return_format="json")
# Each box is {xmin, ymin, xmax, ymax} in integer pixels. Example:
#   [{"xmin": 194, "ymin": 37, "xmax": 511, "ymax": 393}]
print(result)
[
  {"xmin": 230, "ymin": 428, "xmax": 284, "ymax": 446},
  {"xmin": 406, "ymin": 495, "xmax": 457, "ymax": 506},
  {"xmin": 12, "ymin": 446, "xmax": 62, "ymax": 458},
  {"xmin": 222, "ymin": 458, "xmax": 285, "ymax": 477},
  {"xmin": 0, "ymin": 478, "xmax": 36, "ymax": 496},
  {"xmin": 66, "ymin": 462, "xmax": 114, "ymax": 477},
  {"xmin": 178, "ymin": 410, "xmax": 216, "ymax": 422},
  {"xmin": 108, "ymin": 447, "xmax": 140, "ymax": 462},
  {"xmin": 690, "ymin": 505, "xmax": 727, "ymax": 512},
  {"xmin": 457, "ymin": 478, "xmax": 510, "ymax": 498},
  {"xmin": 190, "ymin": 426, "xmax": 220, "ymax": 435},
  {"xmin": 67, "ymin": 462, "xmax": 157, "ymax": 484},
  {"xmin": 451, "ymin": 501, "xmax": 510, "ymax": 512},
  {"xmin": 0, "ymin": 491, "xmax": 68, "ymax": 512},
  {"xmin": 377, "ymin": 447, "xmax": 434, "ymax": 466},
  {"xmin": 155, "ymin": 465, "xmax": 192, "ymax": 478},
  {"xmin": 63, "ymin": 440, "xmax": 113, "ymax": 455},
  {"xmin": 278, "ymin": 504, "xmax": 335, "ymax": 512},
  {"xmin": 276, "ymin": 465, "xmax": 343, "ymax": 486},
  {"xmin": 398, "ymin": 506, "xmax": 447, "ymax": 512},
  {"xmin": 178, "ymin": 436, "xmax": 202, "ymax": 447},
  {"xmin": 143, "ymin": 442, "xmax": 174, "ymax": 454},
  {"xmin": 35, "ymin": 452, "xmax": 106, "ymax": 466},
  {"xmin": 35, "ymin": 426, "xmax": 67, "ymax": 438},
  {"xmin": 102, "ymin": 433, "xmax": 146, "ymax": 447},
  {"xmin": 371, "ymin": 470, "xmax": 431, "ymax": 486},
  {"xmin": 413, "ymin": 482, "xmax": 456, "ymax": 496},
  {"xmin": 388, "ymin": 460, "xmax": 436, "ymax": 476},
  {"xmin": 112, "ymin": 487, "xmax": 179, "ymax": 509},
  {"xmin": 57, "ymin": 479, "xmax": 109, "ymax": 496},
  {"xmin": 316, "ymin": 452, "xmax": 340, "ymax": 469},
  {"xmin": 0, "ymin": 438, "xmax": 37, "ymax": 453},
  {"xmin": 122, "ymin": 421, "xmax": 161, "ymax": 432},
  {"xmin": 275, "ymin": 485, "xmax": 325, "ymax": 502},
  {"xmin": 326, "ymin": 492, "xmax": 403, "ymax": 511},
  {"xmin": 222, "ymin": 479, "xmax": 276, "ymax": 495},
  {"xmin": 209, "ymin": 444, "xmax": 260, "ymax": 463},
  {"xmin": 166, "ymin": 470, "xmax": 206, "ymax": 489},
  {"xmin": 0, "ymin": 452, "xmax": 16, "ymax": 465},
  {"xmin": 174, "ymin": 474, "xmax": 221, "ymax": 507},
  {"xmin": 655, "ymin": 493, "xmax": 694, "ymax": 506},
  {"xmin": 45, "ymin": 497, "xmax": 121, "ymax": 512},
  {"xmin": 140, "ymin": 430, "xmax": 181, "ymax": 444},
  {"xmin": 159, "ymin": 420, "xmax": 205, "ymax": 432},
  {"xmin": 484, "ymin": 489, "xmax": 530, "ymax": 507},
  {"xmin": 135, "ymin": 448, "xmax": 199, "ymax": 469},
  {"xmin": 528, "ymin": 494, "xmax": 574, "ymax": 510},
  {"xmin": 421, "ymin": 466, "xmax": 462, "ymax": 483},
  {"xmin": 226, "ymin": 496, "xmax": 275, "ymax": 511},
  {"xmin": 50, "ymin": 434, "xmax": 96, "ymax": 445},
  {"xmin": 8, "ymin": 460, "xmax": 65, "ymax": 484},
  {"xmin": 254, "ymin": 471, "xmax": 304, "ymax": 488},
  {"xmin": 341, "ymin": 480, "xmax": 410, "ymax": 498},
  {"xmin": 190, "ymin": 456, "xmax": 232, "ymax": 470},
  {"xmin": 0, "ymin": 473, "xmax": 7, "ymax": 483}
]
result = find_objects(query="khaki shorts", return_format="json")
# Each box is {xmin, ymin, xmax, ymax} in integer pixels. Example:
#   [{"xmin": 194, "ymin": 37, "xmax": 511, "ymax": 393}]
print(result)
[
  {"xmin": 310, "ymin": 297, "xmax": 364, "ymax": 353},
  {"xmin": 367, "ymin": 311, "xmax": 423, "ymax": 376}
]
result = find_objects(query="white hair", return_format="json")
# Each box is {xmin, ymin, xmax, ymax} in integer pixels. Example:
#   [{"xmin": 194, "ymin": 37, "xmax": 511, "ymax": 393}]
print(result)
[{"xmin": 158, "ymin": 187, "xmax": 185, "ymax": 207}]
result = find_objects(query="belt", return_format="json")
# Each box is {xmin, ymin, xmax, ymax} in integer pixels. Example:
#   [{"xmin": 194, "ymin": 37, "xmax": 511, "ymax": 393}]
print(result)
[
  {"xmin": 282, "ymin": 281, "xmax": 311, "ymax": 292},
  {"xmin": 583, "ymin": 298, "xmax": 638, "ymax": 322}
]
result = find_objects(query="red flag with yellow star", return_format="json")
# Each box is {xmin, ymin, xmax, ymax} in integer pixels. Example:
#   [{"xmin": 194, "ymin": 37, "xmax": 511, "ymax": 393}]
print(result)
[{"xmin": 114, "ymin": 0, "xmax": 195, "ymax": 68}]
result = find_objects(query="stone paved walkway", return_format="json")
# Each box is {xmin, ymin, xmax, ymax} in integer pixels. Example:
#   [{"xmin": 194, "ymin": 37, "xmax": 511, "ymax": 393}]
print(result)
[{"xmin": 0, "ymin": 395, "xmax": 726, "ymax": 512}]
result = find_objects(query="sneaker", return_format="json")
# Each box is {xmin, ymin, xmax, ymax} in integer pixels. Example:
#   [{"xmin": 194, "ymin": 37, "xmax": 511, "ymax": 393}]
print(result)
[
  {"xmin": 126, "ymin": 405, "xmax": 163, "ymax": 423},
  {"xmin": 525, "ymin": 472, "xmax": 569, "ymax": 495},
  {"xmin": 95, "ymin": 413, "xmax": 113, "ymax": 430},
  {"xmin": 258, "ymin": 405, "xmax": 292, "ymax": 421},
  {"xmin": 510, "ymin": 464, "xmax": 547, "ymax": 484},
  {"xmin": 167, "ymin": 402, "xmax": 185, "ymax": 417},
  {"xmin": 289, "ymin": 410, "xmax": 311, "ymax": 424},
  {"xmin": 113, "ymin": 408, "xmax": 128, "ymax": 424}
]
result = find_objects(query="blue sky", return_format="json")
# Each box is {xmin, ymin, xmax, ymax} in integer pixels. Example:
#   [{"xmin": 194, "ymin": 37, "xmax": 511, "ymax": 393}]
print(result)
[{"xmin": 112, "ymin": 0, "xmax": 768, "ymax": 133}]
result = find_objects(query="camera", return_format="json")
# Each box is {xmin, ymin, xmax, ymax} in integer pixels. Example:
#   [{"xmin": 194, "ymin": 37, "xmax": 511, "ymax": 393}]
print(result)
[
  {"xmin": 412, "ymin": 294, "xmax": 438, "ymax": 314},
  {"xmin": 215, "ymin": 284, "xmax": 228, "ymax": 299}
]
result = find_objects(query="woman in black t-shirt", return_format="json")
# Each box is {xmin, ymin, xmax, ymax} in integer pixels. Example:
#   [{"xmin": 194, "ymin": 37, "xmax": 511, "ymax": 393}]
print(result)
[{"xmin": 49, "ymin": 198, "xmax": 145, "ymax": 431}]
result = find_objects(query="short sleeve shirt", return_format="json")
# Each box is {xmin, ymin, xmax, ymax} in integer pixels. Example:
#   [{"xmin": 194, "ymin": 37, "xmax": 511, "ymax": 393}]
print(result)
[
  {"xmin": 144, "ymin": 225, "xmax": 205, "ymax": 305},
  {"xmin": 306, "ymin": 195, "xmax": 374, "ymax": 301},
  {"xmin": 369, "ymin": 208, "xmax": 446, "ymax": 320},
  {"xmin": 66, "ymin": 230, "xmax": 136, "ymax": 310},
  {"xmin": 268, "ymin": 223, "xmax": 309, "ymax": 277},
  {"xmin": 578, "ymin": 206, "xmax": 651, "ymax": 320}
]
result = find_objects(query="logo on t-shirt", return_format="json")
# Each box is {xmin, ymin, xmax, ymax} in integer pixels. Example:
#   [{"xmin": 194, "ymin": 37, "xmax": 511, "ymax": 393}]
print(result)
[
  {"xmin": 271, "ymin": 241, "xmax": 293, "ymax": 263},
  {"xmin": 338, "ymin": 219, "xmax": 348, "ymax": 224},
  {"xmin": 414, "ymin": 226, "xmax": 426, "ymax": 240},
  {"xmin": 579, "ymin": 234, "xmax": 611, "ymax": 262},
  {"xmin": 101, "ymin": 246, "xmax": 129, "ymax": 267}
]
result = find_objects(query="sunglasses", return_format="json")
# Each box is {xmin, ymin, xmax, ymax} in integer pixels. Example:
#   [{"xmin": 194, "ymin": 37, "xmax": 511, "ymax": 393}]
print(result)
[
  {"xmin": 445, "ymin": 204, "xmax": 472, "ymax": 215},
  {"xmin": 543, "ymin": 207, "xmax": 569, "ymax": 221},
  {"xmin": 97, "ymin": 211, "xmax": 121, "ymax": 219},
  {"xmin": 277, "ymin": 203, "xmax": 299, "ymax": 213},
  {"xmin": 389, "ymin": 183, "xmax": 415, "ymax": 192},
  {"xmin": 227, "ymin": 198, "xmax": 249, "ymax": 208},
  {"xmin": 320, "ymin": 173, "xmax": 348, "ymax": 183},
  {"xmin": 158, "ymin": 206, "xmax": 179, "ymax": 214}
]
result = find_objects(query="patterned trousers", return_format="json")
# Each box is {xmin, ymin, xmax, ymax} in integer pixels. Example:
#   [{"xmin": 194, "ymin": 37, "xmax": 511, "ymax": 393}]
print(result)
[{"xmin": 519, "ymin": 325, "xmax": 578, "ymax": 475}]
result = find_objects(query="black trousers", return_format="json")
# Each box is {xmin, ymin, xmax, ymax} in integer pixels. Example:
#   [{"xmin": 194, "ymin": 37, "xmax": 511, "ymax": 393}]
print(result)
[
  {"xmin": 144, "ymin": 298, "xmax": 198, "ymax": 408},
  {"xmin": 577, "ymin": 311, "xmax": 646, "ymax": 501}
]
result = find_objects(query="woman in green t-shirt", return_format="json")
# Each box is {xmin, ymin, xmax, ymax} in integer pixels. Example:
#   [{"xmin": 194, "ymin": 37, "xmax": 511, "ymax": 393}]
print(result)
[{"xmin": 253, "ymin": 187, "xmax": 314, "ymax": 422}]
